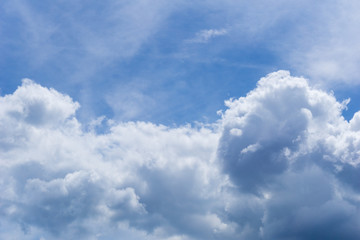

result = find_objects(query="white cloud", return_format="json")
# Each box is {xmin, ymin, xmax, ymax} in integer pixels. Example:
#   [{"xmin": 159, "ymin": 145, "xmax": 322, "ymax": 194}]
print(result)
[
  {"xmin": 1, "ymin": 72, "xmax": 360, "ymax": 239},
  {"xmin": 288, "ymin": 1, "xmax": 360, "ymax": 85},
  {"xmin": 188, "ymin": 29, "xmax": 228, "ymax": 43},
  {"xmin": 218, "ymin": 70, "xmax": 360, "ymax": 238},
  {"xmin": 0, "ymin": 79, "xmax": 223, "ymax": 239},
  {"xmin": 0, "ymin": 79, "xmax": 79, "ymax": 127}
]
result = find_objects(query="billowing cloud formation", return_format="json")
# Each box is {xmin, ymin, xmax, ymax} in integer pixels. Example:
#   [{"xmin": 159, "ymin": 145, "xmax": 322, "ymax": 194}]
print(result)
[
  {"xmin": 1, "ymin": 71, "xmax": 360, "ymax": 239},
  {"xmin": 218, "ymin": 71, "xmax": 360, "ymax": 239}
]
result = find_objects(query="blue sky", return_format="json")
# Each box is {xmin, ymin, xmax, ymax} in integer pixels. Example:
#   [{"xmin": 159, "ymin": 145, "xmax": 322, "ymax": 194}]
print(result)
[
  {"xmin": 2, "ymin": 0, "xmax": 359, "ymax": 124},
  {"xmin": 1, "ymin": 1, "xmax": 360, "ymax": 239}
]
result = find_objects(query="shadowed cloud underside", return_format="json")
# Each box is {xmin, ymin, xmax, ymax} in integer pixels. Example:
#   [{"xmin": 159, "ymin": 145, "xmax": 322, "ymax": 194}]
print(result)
[{"xmin": 0, "ymin": 71, "xmax": 359, "ymax": 239}]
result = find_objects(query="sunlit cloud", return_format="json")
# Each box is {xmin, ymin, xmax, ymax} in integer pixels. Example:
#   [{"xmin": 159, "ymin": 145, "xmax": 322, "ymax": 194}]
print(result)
[{"xmin": 1, "ymin": 72, "xmax": 360, "ymax": 239}]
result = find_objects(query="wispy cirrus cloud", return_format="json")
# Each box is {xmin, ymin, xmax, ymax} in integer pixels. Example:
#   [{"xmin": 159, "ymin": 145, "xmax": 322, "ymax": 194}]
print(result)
[
  {"xmin": 2, "ymin": 0, "xmax": 360, "ymax": 126},
  {"xmin": 200, "ymin": 0, "xmax": 360, "ymax": 85},
  {"xmin": 187, "ymin": 29, "xmax": 228, "ymax": 43}
]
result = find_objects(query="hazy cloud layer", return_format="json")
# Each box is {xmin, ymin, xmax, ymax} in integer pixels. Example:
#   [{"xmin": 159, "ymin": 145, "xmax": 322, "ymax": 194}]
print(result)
[
  {"xmin": 1, "ymin": 71, "xmax": 360, "ymax": 239},
  {"xmin": 3, "ymin": 0, "xmax": 360, "ymax": 85},
  {"xmin": 203, "ymin": 0, "xmax": 360, "ymax": 85}
]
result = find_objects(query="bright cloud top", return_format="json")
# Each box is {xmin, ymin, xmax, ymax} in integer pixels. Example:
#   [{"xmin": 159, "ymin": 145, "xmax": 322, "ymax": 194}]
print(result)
[{"xmin": 1, "ymin": 71, "xmax": 360, "ymax": 239}]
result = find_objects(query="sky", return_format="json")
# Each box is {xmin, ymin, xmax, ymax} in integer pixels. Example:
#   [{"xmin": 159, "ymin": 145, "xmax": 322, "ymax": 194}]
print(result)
[{"xmin": 1, "ymin": 0, "xmax": 360, "ymax": 239}]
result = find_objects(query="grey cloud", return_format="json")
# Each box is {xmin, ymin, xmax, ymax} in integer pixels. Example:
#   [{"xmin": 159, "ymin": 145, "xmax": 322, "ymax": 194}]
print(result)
[
  {"xmin": 218, "ymin": 71, "xmax": 312, "ymax": 193},
  {"xmin": 218, "ymin": 71, "xmax": 360, "ymax": 239},
  {"xmin": 261, "ymin": 167, "xmax": 360, "ymax": 240},
  {"xmin": 1, "ymin": 72, "xmax": 360, "ymax": 239}
]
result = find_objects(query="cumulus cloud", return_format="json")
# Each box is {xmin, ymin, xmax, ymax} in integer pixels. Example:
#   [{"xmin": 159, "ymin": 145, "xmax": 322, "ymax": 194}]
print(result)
[
  {"xmin": 1, "ymin": 72, "xmax": 360, "ymax": 239},
  {"xmin": 218, "ymin": 71, "xmax": 360, "ymax": 238}
]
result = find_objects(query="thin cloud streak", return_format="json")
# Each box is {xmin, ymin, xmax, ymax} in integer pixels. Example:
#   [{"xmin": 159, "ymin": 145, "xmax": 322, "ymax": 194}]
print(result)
[{"xmin": 187, "ymin": 29, "xmax": 228, "ymax": 43}]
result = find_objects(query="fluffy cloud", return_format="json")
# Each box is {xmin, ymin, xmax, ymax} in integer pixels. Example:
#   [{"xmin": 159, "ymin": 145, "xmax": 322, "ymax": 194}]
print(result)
[
  {"xmin": 218, "ymin": 71, "xmax": 360, "ymax": 239},
  {"xmin": 0, "ymin": 79, "xmax": 223, "ymax": 239},
  {"xmin": 1, "ymin": 72, "xmax": 360, "ymax": 239}
]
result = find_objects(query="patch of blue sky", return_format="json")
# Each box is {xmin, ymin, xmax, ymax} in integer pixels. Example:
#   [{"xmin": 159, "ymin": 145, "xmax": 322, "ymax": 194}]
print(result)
[{"xmin": 334, "ymin": 87, "xmax": 360, "ymax": 121}]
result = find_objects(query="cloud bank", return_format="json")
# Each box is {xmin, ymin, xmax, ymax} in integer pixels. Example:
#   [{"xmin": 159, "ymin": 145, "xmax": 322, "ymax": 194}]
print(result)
[{"xmin": 1, "ymin": 71, "xmax": 360, "ymax": 239}]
